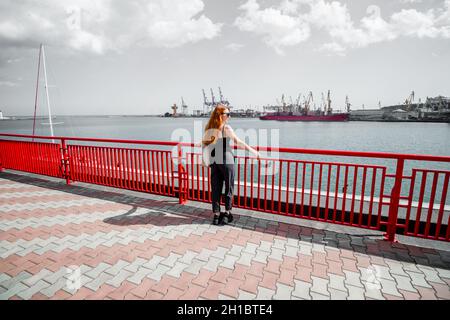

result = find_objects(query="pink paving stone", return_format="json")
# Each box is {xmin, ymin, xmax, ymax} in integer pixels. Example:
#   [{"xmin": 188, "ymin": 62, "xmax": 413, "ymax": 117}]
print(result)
[
  {"xmin": 179, "ymin": 284, "xmax": 207, "ymax": 300},
  {"xmin": 261, "ymin": 232, "xmax": 275, "ymax": 242},
  {"xmin": 192, "ymin": 269, "xmax": 216, "ymax": 288},
  {"xmin": 49, "ymin": 289, "xmax": 73, "ymax": 300},
  {"xmin": 327, "ymin": 260, "xmax": 345, "ymax": 276},
  {"xmin": 312, "ymin": 251, "xmax": 327, "ymax": 265},
  {"xmin": 152, "ymin": 275, "xmax": 178, "ymax": 295},
  {"xmin": 259, "ymin": 271, "xmax": 278, "ymax": 291},
  {"xmin": 281, "ymin": 256, "xmax": 298, "ymax": 271},
  {"xmin": 235, "ymin": 235, "xmax": 251, "ymax": 246},
  {"xmin": 220, "ymin": 278, "xmax": 244, "ymax": 299},
  {"xmin": 340, "ymin": 249, "xmax": 356, "ymax": 261},
  {"xmin": 106, "ymin": 281, "xmax": 138, "ymax": 300},
  {"xmin": 297, "ymin": 254, "xmax": 313, "ymax": 268},
  {"xmin": 68, "ymin": 287, "xmax": 96, "ymax": 300},
  {"xmin": 294, "ymin": 266, "xmax": 313, "ymax": 283},
  {"xmin": 312, "ymin": 263, "xmax": 329, "ymax": 280},
  {"xmin": 341, "ymin": 257, "xmax": 359, "ymax": 272},
  {"xmin": 85, "ymin": 284, "xmax": 117, "ymax": 300},
  {"xmin": 239, "ymin": 274, "xmax": 261, "ymax": 295},
  {"xmin": 325, "ymin": 249, "xmax": 342, "ymax": 263},
  {"xmin": 130, "ymin": 278, "xmax": 158, "ymax": 299},
  {"xmin": 1, "ymin": 262, "xmax": 18, "ymax": 274},
  {"xmin": 27, "ymin": 263, "xmax": 48, "ymax": 275},
  {"xmin": 355, "ymin": 255, "xmax": 372, "ymax": 268},
  {"xmin": 399, "ymin": 290, "xmax": 421, "ymax": 300},
  {"xmin": 229, "ymin": 264, "xmax": 250, "ymax": 282},
  {"xmin": 9, "ymin": 295, "xmax": 22, "ymax": 300},
  {"xmin": 17, "ymin": 260, "xmax": 37, "ymax": 273},
  {"xmin": 163, "ymin": 286, "xmax": 185, "ymax": 300},
  {"xmin": 415, "ymin": 286, "xmax": 438, "ymax": 300},
  {"xmin": 227, "ymin": 229, "xmax": 241, "ymax": 239},
  {"xmin": 428, "ymin": 281, "xmax": 450, "ymax": 299},
  {"xmin": 31, "ymin": 293, "xmax": 50, "ymax": 300},
  {"xmin": 171, "ymin": 272, "xmax": 196, "ymax": 291},
  {"xmin": 124, "ymin": 293, "xmax": 140, "ymax": 300},
  {"xmin": 264, "ymin": 259, "xmax": 282, "ymax": 275},
  {"xmin": 144, "ymin": 290, "xmax": 165, "ymax": 300},
  {"xmin": 382, "ymin": 293, "xmax": 404, "ymax": 300},
  {"xmin": 246, "ymin": 261, "xmax": 265, "ymax": 278},
  {"xmin": 278, "ymin": 268, "xmax": 296, "ymax": 286},
  {"xmin": 211, "ymin": 267, "xmax": 233, "ymax": 284},
  {"xmin": 199, "ymin": 280, "xmax": 226, "ymax": 300}
]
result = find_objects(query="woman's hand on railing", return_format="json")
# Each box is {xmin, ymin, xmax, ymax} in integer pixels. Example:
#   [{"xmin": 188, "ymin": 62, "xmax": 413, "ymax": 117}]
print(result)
[{"xmin": 251, "ymin": 148, "xmax": 261, "ymax": 160}]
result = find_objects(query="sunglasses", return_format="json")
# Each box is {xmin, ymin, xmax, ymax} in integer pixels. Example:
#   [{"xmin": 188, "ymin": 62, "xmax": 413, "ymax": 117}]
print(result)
[{"xmin": 221, "ymin": 112, "xmax": 230, "ymax": 116}]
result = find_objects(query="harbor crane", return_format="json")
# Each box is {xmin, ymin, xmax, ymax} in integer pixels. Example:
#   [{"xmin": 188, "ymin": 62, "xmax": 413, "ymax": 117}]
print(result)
[
  {"xmin": 326, "ymin": 90, "xmax": 332, "ymax": 114},
  {"xmin": 405, "ymin": 91, "xmax": 415, "ymax": 112},
  {"xmin": 295, "ymin": 93, "xmax": 302, "ymax": 112},
  {"xmin": 345, "ymin": 95, "xmax": 351, "ymax": 113},
  {"xmin": 321, "ymin": 92, "xmax": 326, "ymax": 112},
  {"xmin": 210, "ymin": 88, "xmax": 216, "ymax": 106},
  {"xmin": 181, "ymin": 97, "xmax": 188, "ymax": 115},
  {"xmin": 202, "ymin": 89, "xmax": 210, "ymax": 113},
  {"xmin": 304, "ymin": 91, "xmax": 313, "ymax": 113},
  {"xmin": 218, "ymin": 87, "xmax": 230, "ymax": 106}
]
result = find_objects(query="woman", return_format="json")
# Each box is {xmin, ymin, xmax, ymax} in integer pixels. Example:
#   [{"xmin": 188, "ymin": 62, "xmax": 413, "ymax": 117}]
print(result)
[{"xmin": 202, "ymin": 104, "xmax": 260, "ymax": 225}]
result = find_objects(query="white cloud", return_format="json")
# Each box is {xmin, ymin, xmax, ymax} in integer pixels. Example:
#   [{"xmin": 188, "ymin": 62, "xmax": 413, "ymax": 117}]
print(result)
[
  {"xmin": 399, "ymin": 0, "xmax": 423, "ymax": 3},
  {"xmin": 234, "ymin": 0, "xmax": 310, "ymax": 55},
  {"xmin": 0, "ymin": 0, "xmax": 222, "ymax": 55},
  {"xmin": 225, "ymin": 43, "xmax": 245, "ymax": 53},
  {"xmin": 234, "ymin": 0, "xmax": 450, "ymax": 55}
]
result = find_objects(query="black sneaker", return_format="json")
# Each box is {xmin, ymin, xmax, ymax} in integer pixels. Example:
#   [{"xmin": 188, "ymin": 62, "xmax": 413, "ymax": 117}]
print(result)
[
  {"xmin": 212, "ymin": 214, "xmax": 219, "ymax": 225},
  {"xmin": 225, "ymin": 211, "xmax": 233, "ymax": 223},
  {"xmin": 218, "ymin": 212, "xmax": 227, "ymax": 225}
]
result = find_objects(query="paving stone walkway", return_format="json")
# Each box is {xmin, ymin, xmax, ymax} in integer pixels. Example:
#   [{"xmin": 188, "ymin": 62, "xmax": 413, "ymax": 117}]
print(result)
[{"xmin": 1, "ymin": 170, "xmax": 449, "ymax": 300}]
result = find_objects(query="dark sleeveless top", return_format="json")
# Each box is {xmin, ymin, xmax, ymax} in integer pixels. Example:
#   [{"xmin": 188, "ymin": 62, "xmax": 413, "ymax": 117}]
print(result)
[{"xmin": 210, "ymin": 125, "xmax": 235, "ymax": 165}]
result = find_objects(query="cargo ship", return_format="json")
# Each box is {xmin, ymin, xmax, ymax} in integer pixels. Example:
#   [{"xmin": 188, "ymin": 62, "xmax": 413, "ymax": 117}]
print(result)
[
  {"xmin": 260, "ymin": 112, "xmax": 349, "ymax": 121},
  {"xmin": 260, "ymin": 91, "xmax": 350, "ymax": 122}
]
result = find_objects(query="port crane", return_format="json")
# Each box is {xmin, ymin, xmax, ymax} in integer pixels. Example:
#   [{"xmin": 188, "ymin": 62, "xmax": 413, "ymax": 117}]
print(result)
[
  {"xmin": 304, "ymin": 91, "xmax": 313, "ymax": 113},
  {"xmin": 295, "ymin": 93, "xmax": 301, "ymax": 112},
  {"xmin": 345, "ymin": 95, "xmax": 351, "ymax": 113},
  {"xmin": 405, "ymin": 91, "xmax": 415, "ymax": 112},
  {"xmin": 326, "ymin": 90, "xmax": 332, "ymax": 114},
  {"xmin": 218, "ymin": 87, "xmax": 230, "ymax": 106},
  {"xmin": 181, "ymin": 97, "xmax": 188, "ymax": 115}
]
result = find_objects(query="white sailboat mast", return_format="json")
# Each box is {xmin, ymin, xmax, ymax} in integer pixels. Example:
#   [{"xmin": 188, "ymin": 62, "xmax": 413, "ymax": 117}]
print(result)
[{"xmin": 41, "ymin": 45, "xmax": 55, "ymax": 143}]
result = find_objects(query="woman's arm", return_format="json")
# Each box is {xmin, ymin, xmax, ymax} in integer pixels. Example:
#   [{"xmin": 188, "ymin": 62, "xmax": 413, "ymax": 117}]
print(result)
[{"xmin": 225, "ymin": 126, "xmax": 260, "ymax": 158}]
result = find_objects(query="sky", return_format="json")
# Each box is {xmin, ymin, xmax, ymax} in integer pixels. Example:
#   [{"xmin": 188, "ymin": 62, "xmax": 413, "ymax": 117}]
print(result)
[{"xmin": 0, "ymin": 0, "xmax": 449, "ymax": 116}]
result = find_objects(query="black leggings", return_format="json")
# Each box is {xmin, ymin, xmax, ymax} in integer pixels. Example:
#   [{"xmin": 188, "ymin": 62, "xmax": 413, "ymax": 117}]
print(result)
[{"xmin": 210, "ymin": 163, "xmax": 235, "ymax": 213}]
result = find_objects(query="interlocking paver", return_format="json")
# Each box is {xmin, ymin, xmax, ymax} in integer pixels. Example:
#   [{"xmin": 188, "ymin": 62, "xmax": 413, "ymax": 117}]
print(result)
[{"xmin": 1, "ymin": 172, "xmax": 449, "ymax": 300}]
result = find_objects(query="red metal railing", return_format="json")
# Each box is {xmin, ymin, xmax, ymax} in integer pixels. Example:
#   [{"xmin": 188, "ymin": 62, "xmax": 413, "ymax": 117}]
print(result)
[{"xmin": 1, "ymin": 133, "xmax": 449, "ymax": 243}]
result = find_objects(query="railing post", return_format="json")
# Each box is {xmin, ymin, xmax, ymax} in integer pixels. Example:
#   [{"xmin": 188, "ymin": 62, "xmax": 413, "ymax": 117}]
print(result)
[
  {"xmin": 60, "ymin": 139, "xmax": 71, "ymax": 185},
  {"xmin": 177, "ymin": 144, "xmax": 187, "ymax": 204},
  {"xmin": 385, "ymin": 158, "xmax": 405, "ymax": 242}
]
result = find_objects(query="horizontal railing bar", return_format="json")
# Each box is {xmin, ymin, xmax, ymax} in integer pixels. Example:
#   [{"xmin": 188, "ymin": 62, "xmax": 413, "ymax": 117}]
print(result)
[{"xmin": 2, "ymin": 133, "xmax": 450, "ymax": 162}]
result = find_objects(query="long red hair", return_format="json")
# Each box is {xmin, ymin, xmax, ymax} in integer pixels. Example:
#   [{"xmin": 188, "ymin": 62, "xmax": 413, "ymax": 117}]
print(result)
[{"xmin": 202, "ymin": 104, "xmax": 228, "ymax": 146}]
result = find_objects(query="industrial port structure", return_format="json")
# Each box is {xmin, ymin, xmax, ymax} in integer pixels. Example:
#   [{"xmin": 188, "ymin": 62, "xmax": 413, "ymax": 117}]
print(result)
[{"xmin": 163, "ymin": 89, "xmax": 450, "ymax": 122}]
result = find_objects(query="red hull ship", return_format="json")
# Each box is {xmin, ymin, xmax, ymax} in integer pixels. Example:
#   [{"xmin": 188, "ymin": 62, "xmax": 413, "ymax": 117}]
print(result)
[{"xmin": 260, "ymin": 112, "xmax": 349, "ymax": 121}]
